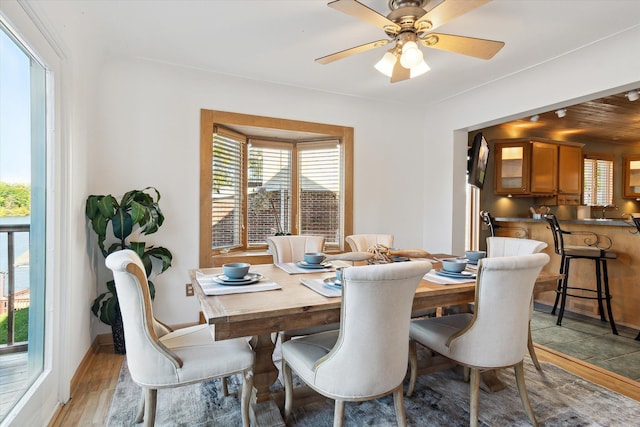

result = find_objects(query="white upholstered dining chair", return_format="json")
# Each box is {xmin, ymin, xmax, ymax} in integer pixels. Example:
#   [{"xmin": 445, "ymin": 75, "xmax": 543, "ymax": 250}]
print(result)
[
  {"xmin": 407, "ymin": 253, "xmax": 549, "ymax": 427},
  {"xmin": 266, "ymin": 235, "xmax": 335, "ymax": 342},
  {"xmin": 345, "ymin": 233, "xmax": 394, "ymax": 252},
  {"xmin": 282, "ymin": 260, "xmax": 432, "ymax": 427},
  {"xmin": 346, "ymin": 233, "xmax": 435, "ymax": 318},
  {"xmin": 487, "ymin": 236, "xmax": 548, "ymax": 259},
  {"xmin": 487, "ymin": 236, "xmax": 548, "ymax": 370},
  {"xmin": 267, "ymin": 235, "xmax": 325, "ymax": 264},
  {"xmin": 105, "ymin": 249, "xmax": 255, "ymax": 427}
]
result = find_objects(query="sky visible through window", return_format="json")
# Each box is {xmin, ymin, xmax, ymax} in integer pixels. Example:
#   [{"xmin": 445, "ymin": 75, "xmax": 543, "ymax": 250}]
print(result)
[
  {"xmin": 0, "ymin": 27, "xmax": 31, "ymax": 292},
  {"xmin": 0, "ymin": 28, "xmax": 31, "ymax": 185}
]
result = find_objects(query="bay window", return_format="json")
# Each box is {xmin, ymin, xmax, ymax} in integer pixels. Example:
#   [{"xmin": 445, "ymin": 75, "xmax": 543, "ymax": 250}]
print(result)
[{"xmin": 200, "ymin": 110, "xmax": 353, "ymax": 266}]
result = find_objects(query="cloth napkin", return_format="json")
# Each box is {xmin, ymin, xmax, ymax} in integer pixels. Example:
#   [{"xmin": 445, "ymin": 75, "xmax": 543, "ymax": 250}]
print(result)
[
  {"xmin": 276, "ymin": 262, "xmax": 337, "ymax": 274},
  {"xmin": 424, "ymin": 270, "xmax": 476, "ymax": 285},
  {"xmin": 299, "ymin": 278, "xmax": 341, "ymax": 298},
  {"xmin": 196, "ymin": 271, "xmax": 282, "ymax": 296}
]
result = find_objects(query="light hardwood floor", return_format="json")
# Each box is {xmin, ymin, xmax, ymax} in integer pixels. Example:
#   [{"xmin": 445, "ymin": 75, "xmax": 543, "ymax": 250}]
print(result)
[
  {"xmin": 49, "ymin": 344, "xmax": 124, "ymax": 426},
  {"xmin": 47, "ymin": 342, "xmax": 640, "ymax": 426}
]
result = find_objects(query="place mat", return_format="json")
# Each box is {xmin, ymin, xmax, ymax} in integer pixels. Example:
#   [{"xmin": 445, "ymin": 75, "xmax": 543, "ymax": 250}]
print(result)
[
  {"xmin": 424, "ymin": 270, "xmax": 476, "ymax": 285},
  {"xmin": 196, "ymin": 272, "xmax": 281, "ymax": 295},
  {"xmin": 300, "ymin": 278, "xmax": 341, "ymax": 298},
  {"xmin": 276, "ymin": 261, "xmax": 349, "ymax": 274}
]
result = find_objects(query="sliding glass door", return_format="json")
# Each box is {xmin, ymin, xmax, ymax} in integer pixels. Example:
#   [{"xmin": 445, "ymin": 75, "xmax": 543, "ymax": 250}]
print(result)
[{"xmin": 0, "ymin": 21, "xmax": 47, "ymax": 423}]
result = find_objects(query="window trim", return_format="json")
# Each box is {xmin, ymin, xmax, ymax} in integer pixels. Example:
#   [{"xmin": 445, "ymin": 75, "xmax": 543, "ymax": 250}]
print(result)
[
  {"xmin": 211, "ymin": 125, "xmax": 247, "ymax": 252},
  {"xmin": 200, "ymin": 109, "xmax": 353, "ymax": 267}
]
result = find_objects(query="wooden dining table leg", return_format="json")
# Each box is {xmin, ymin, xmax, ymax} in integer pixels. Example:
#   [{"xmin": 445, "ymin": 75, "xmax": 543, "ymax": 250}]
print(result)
[
  {"xmin": 249, "ymin": 333, "xmax": 285, "ymax": 427},
  {"xmin": 481, "ymin": 370, "xmax": 507, "ymax": 392}
]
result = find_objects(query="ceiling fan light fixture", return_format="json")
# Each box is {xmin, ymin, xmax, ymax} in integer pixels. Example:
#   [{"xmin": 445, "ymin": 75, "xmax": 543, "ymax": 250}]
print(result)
[
  {"xmin": 625, "ymin": 90, "xmax": 640, "ymax": 102},
  {"xmin": 374, "ymin": 51, "xmax": 397, "ymax": 77},
  {"xmin": 400, "ymin": 41, "xmax": 423, "ymax": 69},
  {"xmin": 409, "ymin": 59, "xmax": 430, "ymax": 78}
]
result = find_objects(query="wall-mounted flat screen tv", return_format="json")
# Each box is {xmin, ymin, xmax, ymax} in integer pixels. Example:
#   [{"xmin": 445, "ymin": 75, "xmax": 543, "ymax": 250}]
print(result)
[{"xmin": 468, "ymin": 132, "xmax": 490, "ymax": 189}]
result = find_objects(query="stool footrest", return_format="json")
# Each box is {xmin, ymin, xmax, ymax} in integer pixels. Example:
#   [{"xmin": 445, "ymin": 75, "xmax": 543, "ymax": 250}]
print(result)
[{"xmin": 557, "ymin": 287, "xmax": 612, "ymax": 301}]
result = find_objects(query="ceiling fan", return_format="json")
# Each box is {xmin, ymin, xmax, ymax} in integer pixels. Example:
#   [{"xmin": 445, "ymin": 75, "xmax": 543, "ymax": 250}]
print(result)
[{"xmin": 317, "ymin": 0, "xmax": 505, "ymax": 83}]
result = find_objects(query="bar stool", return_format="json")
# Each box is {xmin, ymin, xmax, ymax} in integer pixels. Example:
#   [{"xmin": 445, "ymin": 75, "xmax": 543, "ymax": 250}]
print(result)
[
  {"xmin": 629, "ymin": 217, "xmax": 640, "ymax": 340},
  {"xmin": 545, "ymin": 214, "xmax": 618, "ymax": 334},
  {"xmin": 480, "ymin": 210, "xmax": 528, "ymax": 238}
]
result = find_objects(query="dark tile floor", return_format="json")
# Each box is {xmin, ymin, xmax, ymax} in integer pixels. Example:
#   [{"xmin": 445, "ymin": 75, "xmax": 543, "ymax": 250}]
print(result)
[{"xmin": 531, "ymin": 304, "xmax": 640, "ymax": 381}]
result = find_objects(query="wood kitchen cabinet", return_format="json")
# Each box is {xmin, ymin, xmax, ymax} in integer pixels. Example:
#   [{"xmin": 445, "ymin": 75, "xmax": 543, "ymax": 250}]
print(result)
[
  {"xmin": 493, "ymin": 139, "xmax": 583, "ymax": 203},
  {"xmin": 494, "ymin": 141, "xmax": 530, "ymax": 195},
  {"xmin": 558, "ymin": 145, "xmax": 583, "ymax": 195},
  {"xmin": 530, "ymin": 141, "xmax": 558, "ymax": 194},
  {"xmin": 623, "ymin": 154, "xmax": 640, "ymax": 198}
]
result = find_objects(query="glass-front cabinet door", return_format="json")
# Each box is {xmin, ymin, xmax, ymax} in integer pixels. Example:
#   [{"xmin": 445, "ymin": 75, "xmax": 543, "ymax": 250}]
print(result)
[
  {"xmin": 494, "ymin": 141, "xmax": 531, "ymax": 195},
  {"xmin": 623, "ymin": 155, "xmax": 640, "ymax": 198}
]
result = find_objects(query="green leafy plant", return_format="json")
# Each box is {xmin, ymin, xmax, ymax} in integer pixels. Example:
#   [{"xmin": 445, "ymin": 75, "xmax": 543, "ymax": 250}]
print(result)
[
  {"xmin": 0, "ymin": 182, "xmax": 30, "ymax": 216},
  {"xmin": 0, "ymin": 308, "xmax": 29, "ymax": 344},
  {"xmin": 250, "ymin": 187, "xmax": 290, "ymax": 235},
  {"xmin": 86, "ymin": 187, "xmax": 172, "ymax": 326}
]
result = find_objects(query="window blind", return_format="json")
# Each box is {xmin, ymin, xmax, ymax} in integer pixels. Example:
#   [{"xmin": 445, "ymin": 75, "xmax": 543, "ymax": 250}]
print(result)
[
  {"xmin": 298, "ymin": 141, "xmax": 342, "ymax": 246},
  {"xmin": 211, "ymin": 127, "xmax": 244, "ymax": 249},
  {"xmin": 583, "ymin": 158, "xmax": 613, "ymax": 206},
  {"xmin": 247, "ymin": 141, "xmax": 291, "ymax": 243}
]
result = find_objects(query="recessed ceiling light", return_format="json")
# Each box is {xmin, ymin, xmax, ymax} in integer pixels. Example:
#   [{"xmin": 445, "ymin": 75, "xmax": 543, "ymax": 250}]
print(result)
[
  {"xmin": 625, "ymin": 90, "xmax": 640, "ymax": 101},
  {"xmin": 555, "ymin": 108, "xmax": 567, "ymax": 118},
  {"xmin": 530, "ymin": 114, "xmax": 539, "ymax": 122}
]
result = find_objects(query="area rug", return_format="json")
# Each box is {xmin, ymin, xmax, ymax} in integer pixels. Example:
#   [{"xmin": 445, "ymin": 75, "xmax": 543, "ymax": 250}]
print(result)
[{"xmin": 107, "ymin": 355, "xmax": 640, "ymax": 426}]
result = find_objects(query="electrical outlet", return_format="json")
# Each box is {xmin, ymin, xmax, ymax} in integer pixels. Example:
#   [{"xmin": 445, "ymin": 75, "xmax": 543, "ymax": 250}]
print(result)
[{"xmin": 185, "ymin": 283, "xmax": 194, "ymax": 297}]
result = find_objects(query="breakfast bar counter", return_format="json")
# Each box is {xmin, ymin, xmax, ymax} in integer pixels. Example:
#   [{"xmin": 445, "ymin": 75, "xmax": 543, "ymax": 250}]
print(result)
[
  {"xmin": 496, "ymin": 217, "xmax": 634, "ymax": 227},
  {"xmin": 493, "ymin": 217, "xmax": 640, "ymax": 334}
]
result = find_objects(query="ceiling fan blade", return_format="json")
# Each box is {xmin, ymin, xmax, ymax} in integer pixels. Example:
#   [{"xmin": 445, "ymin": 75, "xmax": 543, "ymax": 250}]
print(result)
[
  {"xmin": 328, "ymin": 0, "xmax": 401, "ymax": 33},
  {"xmin": 420, "ymin": 33, "xmax": 504, "ymax": 59},
  {"xmin": 316, "ymin": 39, "xmax": 390, "ymax": 64},
  {"xmin": 415, "ymin": 0, "xmax": 491, "ymax": 32},
  {"xmin": 390, "ymin": 61, "xmax": 410, "ymax": 83}
]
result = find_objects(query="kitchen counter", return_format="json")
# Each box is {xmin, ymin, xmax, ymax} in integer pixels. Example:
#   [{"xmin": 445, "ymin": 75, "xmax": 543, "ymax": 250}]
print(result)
[
  {"xmin": 488, "ymin": 217, "xmax": 640, "ymax": 333},
  {"xmin": 495, "ymin": 217, "xmax": 634, "ymax": 227}
]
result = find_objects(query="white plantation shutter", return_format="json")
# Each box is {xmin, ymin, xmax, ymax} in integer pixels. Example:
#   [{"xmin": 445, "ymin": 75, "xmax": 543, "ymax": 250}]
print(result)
[
  {"xmin": 583, "ymin": 157, "xmax": 613, "ymax": 206},
  {"xmin": 211, "ymin": 127, "xmax": 244, "ymax": 250},
  {"xmin": 298, "ymin": 141, "xmax": 342, "ymax": 246},
  {"xmin": 247, "ymin": 141, "xmax": 292, "ymax": 243}
]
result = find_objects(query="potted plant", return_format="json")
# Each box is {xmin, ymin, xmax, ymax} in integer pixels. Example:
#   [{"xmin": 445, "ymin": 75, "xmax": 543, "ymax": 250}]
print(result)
[
  {"xmin": 86, "ymin": 187, "xmax": 173, "ymax": 354},
  {"xmin": 250, "ymin": 187, "xmax": 290, "ymax": 236}
]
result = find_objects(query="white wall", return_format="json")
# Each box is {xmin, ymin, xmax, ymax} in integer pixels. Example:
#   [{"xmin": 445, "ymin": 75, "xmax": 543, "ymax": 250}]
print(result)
[
  {"xmin": 90, "ymin": 58, "xmax": 428, "ymax": 326},
  {"xmin": 421, "ymin": 25, "xmax": 640, "ymax": 256},
  {"xmin": 0, "ymin": 0, "xmax": 97, "ymax": 424},
  {"xmin": 3, "ymin": 0, "xmax": 640, "ymax": 423}
]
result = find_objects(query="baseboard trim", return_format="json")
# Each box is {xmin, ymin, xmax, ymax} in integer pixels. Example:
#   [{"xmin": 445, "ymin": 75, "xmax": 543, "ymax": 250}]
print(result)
[
  {"xmin": 535, "ymin": 343, "xmax": 640, "ymax": 401},
  {"xmin": 48, "ymin": 334, "xmax": 112, "ymax": 426}
]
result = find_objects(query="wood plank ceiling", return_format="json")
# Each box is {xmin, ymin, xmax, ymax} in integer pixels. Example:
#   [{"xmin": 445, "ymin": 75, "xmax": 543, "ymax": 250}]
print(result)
[{"xmin": 485, "ymin": 90, "xmax": 640, "ymax": 146}]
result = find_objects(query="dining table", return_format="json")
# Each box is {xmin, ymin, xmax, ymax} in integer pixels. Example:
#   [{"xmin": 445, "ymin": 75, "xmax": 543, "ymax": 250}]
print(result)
[{"xmin": 190, "ymin": 257, "xmax": 560, "ymax": 427}]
